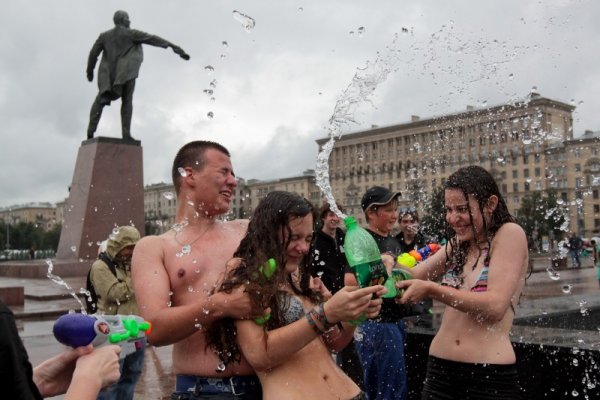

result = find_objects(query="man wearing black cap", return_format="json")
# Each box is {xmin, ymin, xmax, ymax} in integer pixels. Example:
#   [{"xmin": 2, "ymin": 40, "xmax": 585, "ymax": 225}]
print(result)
[{"xmin": 351, "ymin": 186, "xmax": 408, "ymax": 400}]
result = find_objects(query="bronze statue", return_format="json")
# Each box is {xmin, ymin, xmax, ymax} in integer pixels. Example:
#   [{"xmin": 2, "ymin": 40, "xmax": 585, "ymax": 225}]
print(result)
[{"xmin": 86, "ymin": 10, "xmax": 190, "ymax": 140}]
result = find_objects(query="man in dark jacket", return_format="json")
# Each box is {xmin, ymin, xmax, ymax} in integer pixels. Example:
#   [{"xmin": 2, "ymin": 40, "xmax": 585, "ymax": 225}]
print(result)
[
  {"xmin": 310, "ymin": 202, "xmax": 364, "ymax": 390},
  {"xmin": 86, "ymin": 10, "xmax": 190, "ymax": 140}
]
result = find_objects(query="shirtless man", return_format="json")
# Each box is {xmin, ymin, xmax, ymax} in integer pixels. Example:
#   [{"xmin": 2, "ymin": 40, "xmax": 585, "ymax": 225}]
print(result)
[{"xmin": 132, "ymin": 141, "xmax": 262, "ymax": 399}]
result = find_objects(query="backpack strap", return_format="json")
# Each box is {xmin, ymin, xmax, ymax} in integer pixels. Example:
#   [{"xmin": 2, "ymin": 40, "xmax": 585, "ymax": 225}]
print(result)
[{"xmin": 98, "ymin": 252, "xmax": 118, "ymax": 277}]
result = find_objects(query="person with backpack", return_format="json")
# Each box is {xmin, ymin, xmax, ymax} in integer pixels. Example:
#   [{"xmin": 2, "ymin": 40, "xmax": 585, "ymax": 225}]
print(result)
[{"xmin": 88, "ymin": 225, "xmax": 143, "ymax": 400}]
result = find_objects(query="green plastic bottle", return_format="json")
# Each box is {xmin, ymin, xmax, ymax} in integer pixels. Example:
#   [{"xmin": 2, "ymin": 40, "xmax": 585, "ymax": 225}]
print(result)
[{"xmin": 343, "ymin": 216, "xmax": 396, "ymax": 298}]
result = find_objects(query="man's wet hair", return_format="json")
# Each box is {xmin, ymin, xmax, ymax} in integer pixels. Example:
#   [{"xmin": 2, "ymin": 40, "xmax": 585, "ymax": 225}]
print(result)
[{"xmin": 171, "ymin": 140, "xmax": 231, "ymax": 194}]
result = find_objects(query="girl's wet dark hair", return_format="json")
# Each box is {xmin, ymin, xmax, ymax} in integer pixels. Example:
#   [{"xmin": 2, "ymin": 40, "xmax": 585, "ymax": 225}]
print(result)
[
  {"xmin": 444, "ymin": 165, "xmax": 517, "ymax": 274},
  {"xmin": 205, "ymin": 191, "xmax": 319, "ymax": 365}
]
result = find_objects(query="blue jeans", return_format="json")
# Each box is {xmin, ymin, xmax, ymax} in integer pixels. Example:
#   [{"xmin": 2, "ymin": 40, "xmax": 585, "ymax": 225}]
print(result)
[
  {"xmin": 97, "ymin": 344, "xmax": 146, "ymax": 400},
  {"xmin": 354, "ymin": 320, "xmax": 407, "ymax": 400},
  {"xmin": 570, "ymin": 250, "xmax": 581, "ymax": 268}
]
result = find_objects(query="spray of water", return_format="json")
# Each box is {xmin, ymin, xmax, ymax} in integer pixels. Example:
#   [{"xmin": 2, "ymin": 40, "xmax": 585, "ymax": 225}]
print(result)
[
  {"xmin": 315, "ymin": 34, "xmax": 403, "ymax": 218},
  {"xmin": 46, "ymin": 258, "xmax": 86, "ymax": 313}
]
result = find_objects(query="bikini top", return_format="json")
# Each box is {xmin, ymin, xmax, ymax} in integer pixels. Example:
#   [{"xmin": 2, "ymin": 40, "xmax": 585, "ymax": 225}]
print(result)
[
  {"xmin": 440, "ymin": 248, "xmax": 490, "ymax": 292},
  {"xmin": 280, "ymin": 292, "xmax": 305, "ymax": 326},
  {"xmin": 440, "ymin": 248, "xmax": 516, "ymax": 314}
]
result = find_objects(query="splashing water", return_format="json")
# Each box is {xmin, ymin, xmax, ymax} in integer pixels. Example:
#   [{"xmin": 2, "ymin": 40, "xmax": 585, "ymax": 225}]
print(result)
[
  {"xmin": 215, "ymin": 361, "xmax": 226, "ymax": 372},
  {"xmin": 561, "ymin": 284, "xmax": 572, "ymax": 294},
  {"xmin": 46, "ymin": 259, "xmax": 86, "ymax": 313},
  {"xmin": 546, "ymin": 266, "xmax": 560, "ymax": 281},
  {"xmin": 232, "ymin": 10, "xmax": 256, "ymax": 32},
  {"xmin": 315, "ymin": 34, "xmax": 403, "ymax": 218}
]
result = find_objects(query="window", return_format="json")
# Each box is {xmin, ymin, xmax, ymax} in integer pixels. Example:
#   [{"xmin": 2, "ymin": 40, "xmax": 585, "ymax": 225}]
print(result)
[{"xmin": 513, "ymin": 183, "xmax": 519, "ymax": 192}]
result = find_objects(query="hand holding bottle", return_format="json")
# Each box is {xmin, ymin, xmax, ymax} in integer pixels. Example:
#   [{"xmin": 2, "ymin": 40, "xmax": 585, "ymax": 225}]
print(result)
[{"xmin": 323, "ymin": 285, "xmax": 385, "ymax": 323}]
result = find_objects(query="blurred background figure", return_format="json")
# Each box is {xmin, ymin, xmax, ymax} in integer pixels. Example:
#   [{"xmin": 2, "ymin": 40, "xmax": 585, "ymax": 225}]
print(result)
[
  {"xmin": 310, "ymin": 202, "xmax": 364, "ymax": 390},
  {"xmin": 89, "ymin": 226, "xmax": 144, "ymax": 400}
]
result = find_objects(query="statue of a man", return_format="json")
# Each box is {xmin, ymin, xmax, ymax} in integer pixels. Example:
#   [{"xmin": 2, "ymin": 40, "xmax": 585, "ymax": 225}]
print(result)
[{"xmin": 86, "ymin": 10, "xmax": 190, "ymax": 140}]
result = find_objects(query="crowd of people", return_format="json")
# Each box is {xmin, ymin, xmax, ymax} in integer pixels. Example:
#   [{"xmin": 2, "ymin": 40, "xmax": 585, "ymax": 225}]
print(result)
[{"xmin": 3, "ymin": 140, "xmax": 534, "ymax": 400}]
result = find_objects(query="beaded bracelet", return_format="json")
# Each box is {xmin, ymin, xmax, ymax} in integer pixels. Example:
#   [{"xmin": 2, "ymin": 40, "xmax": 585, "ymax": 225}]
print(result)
[
  {"xmin": 305, "ymin": 308, "xmax": 325, "ymax": 334},
  {"xmin": 315, "ymin": 302, "xmax": 335, "ymax": 331}
]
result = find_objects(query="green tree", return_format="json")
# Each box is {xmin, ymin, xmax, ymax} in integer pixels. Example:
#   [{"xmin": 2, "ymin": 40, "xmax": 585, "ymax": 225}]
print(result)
[
  {"xmin": 421, "ymin": 186, "xmax": 446, "ymax": 242},
  {"xmin": 518, "ymin": 189, "xmax": 567, "ymax": 251}
]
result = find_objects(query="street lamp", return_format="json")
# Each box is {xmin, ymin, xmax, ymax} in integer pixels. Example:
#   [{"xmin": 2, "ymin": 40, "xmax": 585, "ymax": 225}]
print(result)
[{"xmin": 5, "ymin": 208, "xmax": 10, "ymax": 250}]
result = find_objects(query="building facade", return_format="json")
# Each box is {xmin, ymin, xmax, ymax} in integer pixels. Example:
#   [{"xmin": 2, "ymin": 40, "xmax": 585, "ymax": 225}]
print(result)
[
  {"xmin": 316, "ymin": 94, "xmax": 600, "ymax": 237},
  {"xmin": 0, "ymin": 203, "xmax": 57, "ymax": 231}
]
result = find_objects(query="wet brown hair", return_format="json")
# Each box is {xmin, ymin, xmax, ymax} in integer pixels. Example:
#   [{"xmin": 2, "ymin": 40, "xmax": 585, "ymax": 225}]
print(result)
[{"xmin": 205, "ymin": 191, "xmax": 321, "ymax": 366}]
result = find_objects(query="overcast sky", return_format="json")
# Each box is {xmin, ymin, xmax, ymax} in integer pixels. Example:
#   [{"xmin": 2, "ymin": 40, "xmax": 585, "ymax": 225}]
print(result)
[{"xmin": 1, "ymin": 0, "xmax": 598, "ymax": 208}]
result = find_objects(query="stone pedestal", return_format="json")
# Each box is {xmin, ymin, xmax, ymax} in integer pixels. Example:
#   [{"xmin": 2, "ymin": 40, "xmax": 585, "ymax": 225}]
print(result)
[{"xmin": 56, "ymin": 137, "xmax": 145, "ymax": 262}]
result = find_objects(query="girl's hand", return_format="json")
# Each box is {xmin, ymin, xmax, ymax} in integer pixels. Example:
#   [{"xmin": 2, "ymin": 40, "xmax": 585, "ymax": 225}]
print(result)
[
  {"xmin": 309, "ymin": 276, "xmax": 332, "ymax": 300},
  {"xmin": 395, "ymin": 279, "xmax": 433, "ymax": 305},
  {"xmin": 324, "ymin": 285, "xmax": 384, "ymax": 323}
]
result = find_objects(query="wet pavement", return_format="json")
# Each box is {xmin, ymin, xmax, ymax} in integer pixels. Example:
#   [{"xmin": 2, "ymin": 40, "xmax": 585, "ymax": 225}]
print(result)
[{"xmin": 3, "ymin": 255, "xmax": 600, "ymax": 399}]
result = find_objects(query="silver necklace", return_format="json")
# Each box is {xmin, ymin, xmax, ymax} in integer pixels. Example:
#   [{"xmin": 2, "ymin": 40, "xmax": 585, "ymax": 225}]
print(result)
[{"xmin": 174, "ymin": 226, "xmax": 210, "ymax": 255}]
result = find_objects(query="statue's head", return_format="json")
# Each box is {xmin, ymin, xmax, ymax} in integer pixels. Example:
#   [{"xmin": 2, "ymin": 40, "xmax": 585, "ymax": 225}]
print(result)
[{"xmin": 113, "ymin": 10, "xmax": 130, "ymax": 28}]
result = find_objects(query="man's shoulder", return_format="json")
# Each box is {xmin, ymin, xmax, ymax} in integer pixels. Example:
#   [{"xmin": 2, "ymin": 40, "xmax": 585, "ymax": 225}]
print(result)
[{"xmin": 219, "ymin": 219, "xmax": 249, "ymax": 234}]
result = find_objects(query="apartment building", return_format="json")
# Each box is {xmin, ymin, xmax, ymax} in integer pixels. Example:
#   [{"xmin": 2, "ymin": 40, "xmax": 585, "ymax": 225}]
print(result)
[
  {"xmin": 316, "ymin": 94, "xmax": 600, "ymax": 236},
  {"xmin": 0, "ymin": 203, "xmax": 57, "ymax": 230}
]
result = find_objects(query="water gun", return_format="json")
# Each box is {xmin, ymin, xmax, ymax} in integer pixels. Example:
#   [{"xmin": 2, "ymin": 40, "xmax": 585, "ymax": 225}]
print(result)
[
  {"xmin": 253, "ymin": 258, "xmax": 277, "ymax": 326},
  {"xmin": 396, "ymin": 243, "xmax": 441, "ymax": 269},
  {"xmin": 53, "ymin": 313, "xmax": 151, "ymax": 358}
]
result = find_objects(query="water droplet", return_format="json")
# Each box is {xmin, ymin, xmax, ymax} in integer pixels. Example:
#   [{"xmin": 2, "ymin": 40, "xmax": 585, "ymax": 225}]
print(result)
[
  {"xmin": 349, "ymin": 30, "xmax": 355, "ymax": 36},
  {"xmin": 204, "ymin": 65, "xmax": 215, "ymax": 74},
  {"xmin": 182, "ymin": 244, "xmax": 192, "ymax": 254},
  {"xmin": 94, "ymin": 206, "xmax": 98, "ymax": 212},
  {"xmin": 187, "ymin": 285, "xmax": 194, "ymax": 292},
  {"xmin": 556, "ymin": 198, "xmax": 565, "ymax": 205},
  {"xmin": 353, "ymin": 328, "xmax": 364, "ymax": 342},
  {"xmin": 571, "ymin": 389, "xmax": 579, "ymax": 397},
  {"xmin": 357, "ymin": 27, "xmax": 365, "ymax": 37},
  {"xmin": 202, "ymin": 308, "xmax": 210, "ymax": 315},
  {"xmin": 167, "ymin": 301, "xmax": 172, "ymax": 307},
  {"xmin": 207, "ymin": 111, "xmax": 214, "ymax": 119},
  {"xmin": 317, "ymin": 271, "xmax": 324, "ymax": 278},
  {"xmin": 209, "ymin": 79, "xmax": 217, "ymax": 88},
  {"xmin": 232, "ymin": 10, "xmax": 256, "ymax": 32},
  {"xmin": 195, "ymin": 323, "xmax": 202, "ymax": 329},
  {"xmin": 215, "ymin": 361, "xmax": 226, "ymax": 372},
  {"xmin": 222, "ymin": 41, "xmax": 228, "ymax": 48},
  {"xmin": 561, "ymin": 284, "xmax": 572, "ymax": 294},
  {"xmin": 163, "ymin": 192, "xmax": 174, "ymax": 200},
  {"xmin": 112, "ymin": 227, "xmax": 120, "ymax": 235},
  {"xmin": 70, "ymin": 246, "xmax": 76, "ymax": 252},
  {"xmin": 546, "ymin": 267, "xmax": 560, "ymax": 281},
  {"xmin": 203, "ymin": 88, "xmax": 214, "ymax": 96},
  {"xmin": 178, "ymin": 167, "xmax": 187, "ymax": 177}
]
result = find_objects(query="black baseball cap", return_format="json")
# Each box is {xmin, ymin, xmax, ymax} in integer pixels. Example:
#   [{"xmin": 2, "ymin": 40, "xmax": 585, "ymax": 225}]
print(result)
[{"xmin": 361, "ymin": 186, "xmax": 401, "ymax": 211}]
